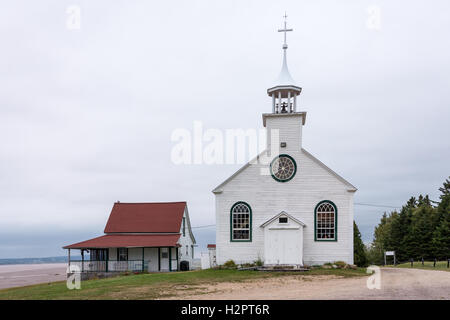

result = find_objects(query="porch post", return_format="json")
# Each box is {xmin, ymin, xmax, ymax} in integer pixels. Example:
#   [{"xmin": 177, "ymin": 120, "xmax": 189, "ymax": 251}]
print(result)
[
  {"xmin": 158, "ymin": 247, "xmax": 161, "ymax": 271},
  {"xmin": 169, "ymin": 247, "xmax": 172, "ymax": 272},
  {"xmin": 81, "ymin": 249, "xmax": 84, "ymax": 272},
  {"xmin": 176, "ymin": 247, "xmax": 179, "ymax": 271},
  {"xmin": 106, "ymin": 248, "xmax": 109, "ymax": 272},
  {"xmin": 142, "ymin": 247, "xmax": 145, "ymax": 272},
  {"xmin": 68, "ymin": 249, "xmax": 71, "ymax": 267}
]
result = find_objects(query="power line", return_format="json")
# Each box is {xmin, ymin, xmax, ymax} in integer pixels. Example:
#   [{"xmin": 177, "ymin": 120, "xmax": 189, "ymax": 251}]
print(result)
[
  {"xmin": 191, "ymin": 224, "xmax": 216, "ymax": 229},
  {"xmin": 355, "ymin": 202, "xmax": 400, "ymax": 209}
]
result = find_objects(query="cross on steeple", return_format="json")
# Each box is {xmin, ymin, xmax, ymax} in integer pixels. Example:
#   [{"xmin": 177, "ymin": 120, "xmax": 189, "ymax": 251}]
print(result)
[
  {"xmin": 278, "ymin": 12, "xmax": 293, "ymax": 49},
  {"xmin": 267, "ymin": 13, "xmax": 302, "ymax": 114}
]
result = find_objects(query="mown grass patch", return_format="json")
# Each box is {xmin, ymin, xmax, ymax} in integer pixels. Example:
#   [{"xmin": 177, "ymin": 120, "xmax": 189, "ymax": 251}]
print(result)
[{"xmin": 387, "ymin": 261, "xmax": 450, "ymax": 272}]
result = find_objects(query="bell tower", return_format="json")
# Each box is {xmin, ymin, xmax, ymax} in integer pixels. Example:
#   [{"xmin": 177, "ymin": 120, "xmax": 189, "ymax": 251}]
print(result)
[
  {"xmin": 263, "ymin": 14, "xmax": 306, "ymax": 152},
  {"xmin": 267, "ymin": 13, "xmax": 302, "ymax": 113}
]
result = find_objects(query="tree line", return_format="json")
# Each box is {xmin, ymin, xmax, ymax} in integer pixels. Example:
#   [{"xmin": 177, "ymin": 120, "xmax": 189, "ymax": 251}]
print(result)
[{"xmin": 364, "ymin": 177, "xmax": 450, "ymax": 264}]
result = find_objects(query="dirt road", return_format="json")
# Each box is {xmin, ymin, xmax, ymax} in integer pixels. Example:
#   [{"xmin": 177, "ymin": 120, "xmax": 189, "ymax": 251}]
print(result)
[
  {"xmin": 0, "ymin": 263, "xmax": 67, "ymax": 289},
  {"xmin": 171, "ymin": 268, "xmax": 450, "ymax": 300}
]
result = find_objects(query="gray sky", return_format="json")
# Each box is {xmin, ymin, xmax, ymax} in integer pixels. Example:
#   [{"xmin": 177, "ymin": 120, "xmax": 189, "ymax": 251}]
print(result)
[{"xmin": 1, "ymin": 0, "xmax": 449, "ymax": 258}]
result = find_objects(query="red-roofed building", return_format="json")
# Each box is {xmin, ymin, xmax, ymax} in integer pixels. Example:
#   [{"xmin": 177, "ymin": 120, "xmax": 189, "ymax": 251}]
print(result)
[{"xmin": 63, "ymin": 202, "xmax": 196, "ymax": 274}]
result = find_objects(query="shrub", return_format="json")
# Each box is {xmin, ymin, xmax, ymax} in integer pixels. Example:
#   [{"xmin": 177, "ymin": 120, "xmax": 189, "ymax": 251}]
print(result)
[
  {"xmin": 240, "ymin": 263, "xmax": 255, "ymax": 268},
  {"xmin": 334, "ymin": 261, "xmax": 347, "ymax": 269},
  {"xmin": 223, "ymin": 259, "xmax": 237, "ymax": 269},
  {"xmin": 254, "ymin": 258, "xmax": 264, "ymax": 267}
]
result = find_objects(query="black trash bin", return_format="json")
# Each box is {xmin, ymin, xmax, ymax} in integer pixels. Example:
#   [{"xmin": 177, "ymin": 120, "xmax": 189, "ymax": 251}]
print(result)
[{"xmin": 180, "ymin": 260, "xmax": 189, "ymax": 271}]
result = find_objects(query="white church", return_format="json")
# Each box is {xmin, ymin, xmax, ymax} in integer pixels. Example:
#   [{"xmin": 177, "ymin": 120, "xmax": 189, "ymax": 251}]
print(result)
[{"xmin": 212, "ymin": 18, "xmax": 357, "ymax": 267}]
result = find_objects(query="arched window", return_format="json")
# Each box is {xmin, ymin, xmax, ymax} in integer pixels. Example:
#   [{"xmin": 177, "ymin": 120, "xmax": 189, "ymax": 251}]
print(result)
[
  {"xmin": 315, "ymin": 201, "xmax": 337, "ymax": 241},
  {"xmin": 230, "ymin": 202, "xmax": 252, "ymax": 242}
]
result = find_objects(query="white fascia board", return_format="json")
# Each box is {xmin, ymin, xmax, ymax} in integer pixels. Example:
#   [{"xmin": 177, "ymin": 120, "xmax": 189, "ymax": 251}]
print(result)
[{"xmin": 301, "ymin": 148, "xmax": 357, "ymax": 192}]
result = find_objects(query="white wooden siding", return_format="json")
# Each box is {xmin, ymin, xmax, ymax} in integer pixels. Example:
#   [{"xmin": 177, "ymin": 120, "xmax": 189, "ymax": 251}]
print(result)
[
  {"xmin": 265, "ymin": 114, "xmax": 303, "ymax": 152},
  {"xmin": 177, "ymin": 206, "xmax": 195, "ymax": 269}
]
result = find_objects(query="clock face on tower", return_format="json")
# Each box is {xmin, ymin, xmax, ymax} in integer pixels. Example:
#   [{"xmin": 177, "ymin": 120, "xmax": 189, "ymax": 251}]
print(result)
[{"xmin": 270, "ymin": 154, "xmax": 297, "ymax": 182}]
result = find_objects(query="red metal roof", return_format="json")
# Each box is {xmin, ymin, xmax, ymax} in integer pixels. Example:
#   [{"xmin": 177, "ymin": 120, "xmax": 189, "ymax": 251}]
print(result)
[
  {"xmin": 207, "ymin": 244, "xmax": 216, "ymax": 248},
  {"xmin": 63, "ymin": 234, "xmax": 181, "ymax": 249},
  {"xmin": 104, "ymin": 202, "xmax": 186, "ymax": 233}
]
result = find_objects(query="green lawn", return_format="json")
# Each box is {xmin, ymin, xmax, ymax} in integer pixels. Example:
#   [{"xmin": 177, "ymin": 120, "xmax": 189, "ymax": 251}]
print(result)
[
  {"xmin": 0, "ymin": 267, "xmax": 367, "ymax": 300},
  {"xmin": 387, "ymin": 260, "xmax": 450, "ymax": 272}
]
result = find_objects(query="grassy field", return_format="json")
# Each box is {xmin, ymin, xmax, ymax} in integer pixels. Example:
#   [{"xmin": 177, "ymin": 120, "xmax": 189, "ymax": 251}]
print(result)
[
  {"xmin": 0, "ymin": 267, "xmax": 367, "ymax": 300},
  {"xmin": 388, "ymin": 260, "xmax": 450, "ymax": 272}
]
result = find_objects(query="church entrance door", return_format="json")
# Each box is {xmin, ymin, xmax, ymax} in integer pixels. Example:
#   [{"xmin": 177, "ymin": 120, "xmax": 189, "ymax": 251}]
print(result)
[
  {"xmin": 261, "ymin": 213, "xmax": 305, "ymax": 266},
  {"xmin": 265, "ymin": 228, "xmax": 302, "ymax": 265}
]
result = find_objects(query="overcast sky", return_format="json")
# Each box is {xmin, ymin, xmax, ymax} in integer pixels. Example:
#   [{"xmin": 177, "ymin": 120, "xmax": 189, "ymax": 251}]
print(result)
[{"xmin": 0, "ymin": 1, "xmax": 449, "ymax": 259}]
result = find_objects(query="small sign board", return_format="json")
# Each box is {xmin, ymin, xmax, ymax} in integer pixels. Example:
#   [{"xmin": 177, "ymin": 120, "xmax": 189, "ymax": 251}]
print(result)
[{"xmin": 385, "ymin": 251, "xmax": 395, "ymax": 256}]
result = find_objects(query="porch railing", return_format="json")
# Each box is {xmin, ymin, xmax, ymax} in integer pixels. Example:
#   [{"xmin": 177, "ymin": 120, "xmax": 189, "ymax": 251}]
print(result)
[{"xmin": 69, "ymin": 260, "xmax": 147, "ymax": 272}]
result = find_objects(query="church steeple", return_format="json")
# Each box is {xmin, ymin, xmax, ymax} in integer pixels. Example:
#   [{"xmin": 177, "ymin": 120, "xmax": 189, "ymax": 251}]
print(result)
[{"xmin": 267, "ymin": 14, "xmax": 302, "ymax": 114}]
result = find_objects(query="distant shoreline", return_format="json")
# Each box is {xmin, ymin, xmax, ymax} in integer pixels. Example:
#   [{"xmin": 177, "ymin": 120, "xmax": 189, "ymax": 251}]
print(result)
[{"xmin": 0, "ymin": 256, "xmax": 81, "ymax": 266}]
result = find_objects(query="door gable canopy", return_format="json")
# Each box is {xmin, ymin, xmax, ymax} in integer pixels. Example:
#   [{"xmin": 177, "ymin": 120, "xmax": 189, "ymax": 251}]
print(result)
[{"xmin": 260, "ymin": 211, "xmax": 306, "ymax": 228}]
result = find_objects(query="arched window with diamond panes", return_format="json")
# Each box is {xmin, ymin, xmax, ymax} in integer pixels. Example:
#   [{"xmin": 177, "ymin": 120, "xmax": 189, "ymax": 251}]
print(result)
[
  {"xmin": 314, "ymin": 201, "xmax": 337, "ymax": 241},
  {"xmin": 230, "ymin": 202, "xmax": 252, "ymax": 242}
]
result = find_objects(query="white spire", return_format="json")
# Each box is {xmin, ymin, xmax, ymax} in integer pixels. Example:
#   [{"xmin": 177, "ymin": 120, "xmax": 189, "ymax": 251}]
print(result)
[
  {"xmin": 267, "ymin": 13, "xmax": 301, "ymax": 114},
  {"xmin": 275, "ymin": 13, "xmax": 296, "ymax": 86}
]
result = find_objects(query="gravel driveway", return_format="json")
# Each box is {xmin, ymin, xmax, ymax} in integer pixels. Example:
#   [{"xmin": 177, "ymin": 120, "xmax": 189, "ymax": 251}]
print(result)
[{"xmin": 174, "ymin": 268, "xmax": 450, "ymax": 300}]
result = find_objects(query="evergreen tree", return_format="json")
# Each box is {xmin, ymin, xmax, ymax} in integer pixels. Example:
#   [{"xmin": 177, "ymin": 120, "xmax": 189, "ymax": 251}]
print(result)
[
  {"xmin": 354, "ymin": 221, "xmax": 368, "ymax": 267},
  {"xmin": 438, "ymin": 177, "xmax": 450, "ymax": 199},
  {"xmin": 372, "ymin": 211, "xmax": 396, "ymax": 261},
  {"xmin": 389, "ymin": 199, "xmax": 415, "ymax": 261},
  {"xmin": 405, "ymin": 204, "xmax": 436, "ymax": 259},
  {"xmin": 369, "ymin": 177, "xmax": 450, "ymax": 264},
  {"xmin": 432, "ymin": 177, "xmax": 450, "ymax": 259}
]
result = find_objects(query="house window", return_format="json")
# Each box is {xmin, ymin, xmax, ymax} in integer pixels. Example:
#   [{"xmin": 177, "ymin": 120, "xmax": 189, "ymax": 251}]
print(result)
[
  {"xmin": 186, "ymin": 245, "xmax": 188, "ymax": 255},
  {"xmin": 230, "ymin": 202, "xmax": 252, "ymax": 241},
  {"xmin": 279, "ymin": 217, "xmax": 288, "ymax": 223},
  {"xmin": 183, "ymin": 217, "xmax": 186, "ymax": 236},
  {"xmin": 191, "ymin": 245, "xmax": 194, "ymax": 259},
  {"xmin": 315, "ymin": 201, "xmax": 337, "ymax": 241},
  {"xmin": 117, "ymin": 248, "xmax": 128, "ymax": 261}
]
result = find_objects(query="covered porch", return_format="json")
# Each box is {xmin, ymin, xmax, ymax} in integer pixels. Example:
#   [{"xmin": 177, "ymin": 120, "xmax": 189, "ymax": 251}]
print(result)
[{"xmin": 64, "ymin": 234, "xmax": 182, "ymax": 273}]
